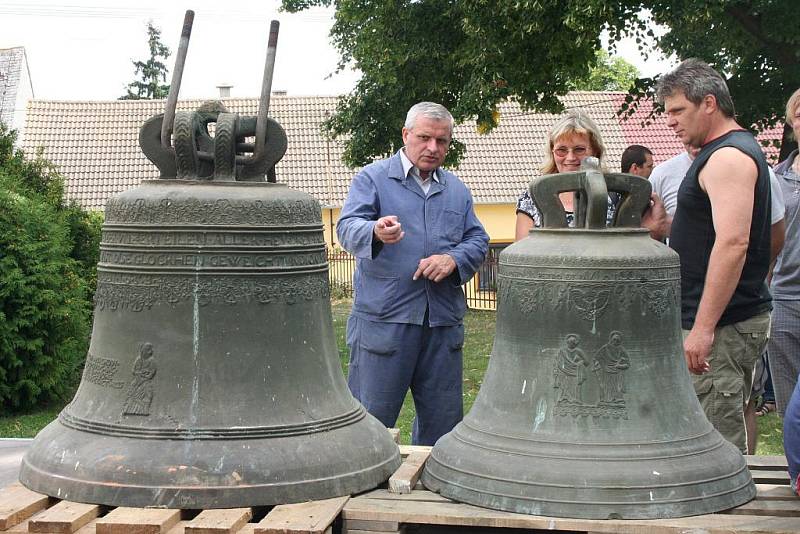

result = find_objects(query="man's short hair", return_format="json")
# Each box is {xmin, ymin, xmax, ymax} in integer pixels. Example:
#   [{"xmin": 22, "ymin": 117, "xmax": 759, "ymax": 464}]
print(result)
[
  {"xmin": 405, "ymin": 102, "xmax": 454, "ymax": 134},
  {"xmin": 621, "ymin": 144, "xmax": 653, "ymax": 173},
  {"xmin": 655, "ymin": 58, "xmax": 736, "ymax": 119}
]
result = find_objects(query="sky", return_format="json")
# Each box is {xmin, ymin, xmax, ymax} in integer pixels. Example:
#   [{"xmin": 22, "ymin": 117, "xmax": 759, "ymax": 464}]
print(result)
[{"xmin": 1, "ymin": 0, "xmax": 674, "ymax": 102}]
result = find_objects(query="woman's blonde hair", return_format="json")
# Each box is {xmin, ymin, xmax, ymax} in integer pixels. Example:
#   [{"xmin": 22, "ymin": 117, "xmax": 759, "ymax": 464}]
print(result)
[
  {"xmin": 786, "ymin": 88, "xmax": 800, "ymax": 140},
  {"xmin": 540, "ymin": 109, "xmax": 606, "ymax": 174}
]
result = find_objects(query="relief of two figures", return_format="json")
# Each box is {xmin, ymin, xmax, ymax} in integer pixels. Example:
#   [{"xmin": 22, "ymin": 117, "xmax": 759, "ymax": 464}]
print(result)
[{"xmin": 552, "ymin": 331, "xmax": 630, "ymax": 409}]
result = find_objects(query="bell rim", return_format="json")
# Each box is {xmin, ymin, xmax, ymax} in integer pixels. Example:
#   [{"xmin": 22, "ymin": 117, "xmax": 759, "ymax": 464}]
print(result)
[
  {"xmin": 422, "ymin": 460, "xmax": 756, "ymax": 520},
  {"xmin": 19, "ymin": 414, "xmax": 402, "ymax": 508}
]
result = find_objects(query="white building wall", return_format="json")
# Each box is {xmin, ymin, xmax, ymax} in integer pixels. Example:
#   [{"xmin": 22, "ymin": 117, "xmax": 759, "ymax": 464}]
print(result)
[{"xmin": 0, "ymin": 47, "xmax": 34, "ymax": 144}]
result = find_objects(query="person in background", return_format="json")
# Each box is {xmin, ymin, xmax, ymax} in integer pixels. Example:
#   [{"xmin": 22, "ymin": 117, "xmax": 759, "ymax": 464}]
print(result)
[
  {"xmin": 514, "ymin": 109, "xmax": 615, "ymax": 240},
  {"xmin": 649, "ymin": 143, "xmax": 700, "ymax": 217},
  {"xmin": 769, "ymin": 87, "xmax": 800, "ymax": 419},
  {"xmin": 621, "ymin": 144, "xmax": 655, "ymax": 178},
  {"xmin": 784, "ymin": 377, "xmax": 800, "ymax": 496},
  {"xmin": 337, "ymin": 101, "xmax": 489, "ymax": 446}
]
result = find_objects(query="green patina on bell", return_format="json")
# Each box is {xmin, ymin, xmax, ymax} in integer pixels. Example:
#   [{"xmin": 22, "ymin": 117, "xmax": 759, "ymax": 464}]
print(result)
[
  {"xmin": 422, "ymin": 158, "xmax": 755, "ymax": 519},
  {"xmin": 20, "ymin": 14, "xmax": 399, "ymax": 509}
]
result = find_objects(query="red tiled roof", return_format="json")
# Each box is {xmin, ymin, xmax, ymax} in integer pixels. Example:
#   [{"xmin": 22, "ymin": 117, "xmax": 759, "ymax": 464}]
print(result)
[
  {"xmin": 22, "ymin": 92, "xmax": 782, "ymax": 211},
  {"xmin": 609, "ymin": 93, "xmax": 685, "ymax": 165}
]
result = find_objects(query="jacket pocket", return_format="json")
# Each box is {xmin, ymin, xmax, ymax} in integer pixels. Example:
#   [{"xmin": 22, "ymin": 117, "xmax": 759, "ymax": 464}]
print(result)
[
  {"xmin": 443, "ymin": 208, "xmax": 465, "ymax": 242},
  {"xmin": 355, "ymin": 271, "xmax": 399, "ymax": 317}
]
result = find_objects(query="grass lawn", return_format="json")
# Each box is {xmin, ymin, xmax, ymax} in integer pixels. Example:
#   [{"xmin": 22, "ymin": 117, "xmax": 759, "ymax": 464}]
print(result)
[
  {"xmin": 1, "ymin": 299, "xmax": 786, "ymax": 457},
  {"xmin": 0, "ymin": 405, "xmax": 62, "ymax": 438}
]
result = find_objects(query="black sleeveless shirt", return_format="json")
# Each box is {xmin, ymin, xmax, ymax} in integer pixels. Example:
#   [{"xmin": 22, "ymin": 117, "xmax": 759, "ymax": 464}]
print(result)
[{"xmin": 670, "ymin": 130, "xmax": 772, "ymax": 329}]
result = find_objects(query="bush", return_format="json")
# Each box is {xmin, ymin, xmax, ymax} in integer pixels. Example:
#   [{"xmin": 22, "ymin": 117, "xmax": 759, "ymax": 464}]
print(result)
[
  {"xmin": 0, "ymin": 188, "xmax": 91, "ymax": 411},
  {"xmin": 0, "ymin": 123, "xmax": 99, "ymax": 413},
  {"xmin": 62, "ymin": 205, "xmax": 103, "ymax": 292}
]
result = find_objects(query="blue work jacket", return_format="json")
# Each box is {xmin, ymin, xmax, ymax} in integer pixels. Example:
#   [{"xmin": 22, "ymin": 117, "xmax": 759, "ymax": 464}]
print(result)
[{"xmin": 337, "ymin": 151, "xmax": 489, "ymax": 327}]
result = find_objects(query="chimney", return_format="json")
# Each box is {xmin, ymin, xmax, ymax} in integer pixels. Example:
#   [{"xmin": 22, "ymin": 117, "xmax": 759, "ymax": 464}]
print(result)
[{"xmin": 217, "ymin": 83, "xmax": 233, "ymax": 98}]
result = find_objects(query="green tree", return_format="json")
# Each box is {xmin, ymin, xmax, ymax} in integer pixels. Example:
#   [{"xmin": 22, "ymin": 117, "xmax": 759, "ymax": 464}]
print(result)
[
  {"xmin": 281, "ymin": 0, "xmax": 800, "ymax": 166},
  {"xmin": 0, "ymin": 124, "xmax": 100, "ymax": 412},
  {"xmin": 572, "ymin": 50, "xmax": 639, "ymax": 92},
  {"xmin": 641, "ymin": 1, "xmax": 800, "ymax": 159},
  {"xmin": 121, "ymin": 21, "xmax": 171, "ymax": 100}
]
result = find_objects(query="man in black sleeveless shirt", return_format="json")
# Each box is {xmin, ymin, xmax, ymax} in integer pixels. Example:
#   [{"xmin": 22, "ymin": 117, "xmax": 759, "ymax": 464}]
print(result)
[{"xmin": 656, "ymin": 59, "xmax": 772, "ymax": 453}]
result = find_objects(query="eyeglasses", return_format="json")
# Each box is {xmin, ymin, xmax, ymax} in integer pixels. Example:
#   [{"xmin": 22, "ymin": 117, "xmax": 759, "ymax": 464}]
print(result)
[{"xmin": 553, "ymin": 146, "xmax": 589, "ymax": 157}]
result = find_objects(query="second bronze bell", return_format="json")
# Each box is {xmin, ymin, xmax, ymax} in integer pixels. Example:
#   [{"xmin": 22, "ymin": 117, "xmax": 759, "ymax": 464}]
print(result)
[{"xmin": 422, "ymin": 163, "xmax": 755, "ymax": 519}]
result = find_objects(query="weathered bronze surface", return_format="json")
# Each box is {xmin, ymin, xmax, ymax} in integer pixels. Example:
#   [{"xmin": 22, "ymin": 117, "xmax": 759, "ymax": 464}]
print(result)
[
  {"xmin": 19, "ymin": 13, "xmax": 400, "ymax": 508},
  {"xmin": 422, "ymin": 160, "xmax": 755, "ymax": 519}
]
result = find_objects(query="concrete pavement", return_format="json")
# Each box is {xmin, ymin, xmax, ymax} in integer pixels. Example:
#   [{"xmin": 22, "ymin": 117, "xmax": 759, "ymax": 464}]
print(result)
[{"xmin": 0, "ymin": 439, "xmax": 31, "ymax": 487}]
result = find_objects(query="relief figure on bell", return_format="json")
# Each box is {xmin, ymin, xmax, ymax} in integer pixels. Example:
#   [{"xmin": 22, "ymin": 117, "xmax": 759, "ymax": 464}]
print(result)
[
  {"xmin": 552, "ymin": 334, "xmax": 588, "ymax": 404},
  {"xmin": 592, "ymin": 331, "xmax": 629, "ymax": 405},
  {"xmin": 123, "ymin": 342, "xmax": 157, "ymax": 416}
]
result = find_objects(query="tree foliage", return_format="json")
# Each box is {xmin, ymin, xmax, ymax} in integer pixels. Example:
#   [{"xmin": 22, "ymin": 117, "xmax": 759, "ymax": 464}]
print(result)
[
  {"xmin": 640, "ymin": 1, "xmax": 800, "ymax": 158},
  {"xmin": 0, "ymin": 124, "xmax": 100, "ymax": 412},
  {"xmin": 120, "ymin": 21, "xmax": 171, "ymax": 100},
  {"xmin": 571, "ymin": 50, "xmax": 639, "ymax": 92},
  {"xmin": 281, "ymin": 0, "xmax": 800, "ymax": 166}
]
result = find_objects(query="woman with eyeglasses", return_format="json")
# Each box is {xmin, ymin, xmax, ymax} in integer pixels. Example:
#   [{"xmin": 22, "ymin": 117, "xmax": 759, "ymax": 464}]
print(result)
[{"xmin": 514, "ymin": 109, "xmax": 615, "ymax": 240}]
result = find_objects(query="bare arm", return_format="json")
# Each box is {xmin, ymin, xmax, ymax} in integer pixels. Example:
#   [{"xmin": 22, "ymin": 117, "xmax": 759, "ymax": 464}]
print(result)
[
  {"xmin": 769, "ymin": 218, "xmax": 785, "ymax": 284},
  {"xmin": 683, "ymin": 147, "xmax": 757, "ymax": 374},
  {"xmin": 515, "ymin": 212, "xmax": 534, "ymax": 241},
  {"xmin": 641, "ymin": 193, "xmax": 672, "ymax": 240}
]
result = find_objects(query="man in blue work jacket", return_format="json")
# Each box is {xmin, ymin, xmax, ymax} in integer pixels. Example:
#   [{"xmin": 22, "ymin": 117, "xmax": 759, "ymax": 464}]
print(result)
[{"xmin": 337, "ymin": 101, "xmax": 489, "ymax": 446}]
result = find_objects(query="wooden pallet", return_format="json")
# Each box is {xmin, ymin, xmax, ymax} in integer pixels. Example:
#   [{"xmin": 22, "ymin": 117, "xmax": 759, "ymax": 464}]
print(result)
[
  {"xmin": 0, "ymin": 485, "xmax": 347, "ymax": 534},
  {"xmin": 2, "ymin": 446, "xmax": 796, "ymax": 534},
  {"xmin": 342, "ymin": 450, "xmax": 800, "ymax": 534},
  {"xmin": 0, "ymin": 428, "xmax": 412, "ymax": 534}
]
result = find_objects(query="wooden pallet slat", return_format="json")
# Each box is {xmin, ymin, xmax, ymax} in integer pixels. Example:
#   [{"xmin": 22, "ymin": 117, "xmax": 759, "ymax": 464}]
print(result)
[
  {"xmin": 397, "ymin": 445, "xmax": 431, "ymax": 459},
  {"xmin": 342, "ymin": 518, "xmax": 401, "ymax": 532},
  {"xmin": 388, "ymin": 451, "xmax": 430, "ymax": 495},
  {"xmin": 28, "ymin": 500, "xmax": 101, "ymax": 533},
  {"xmin": 94, "ymin": 507, "xmax": 181, "ymax": 534},
  {"xmin": 756, "ymin": 484, "xmax": 799, "ymax": 500},
  {"xmin": 254, "ymin": 496, "xmax": 349, "ymax": 534},
  {"xmin": 343, "ymin": 494, "xmax": 800, "ymax": 534},
  {"xmin": 746, "ymin": 456, "xmax": 791, "ymax": 471},
  {"xmin": 359, "ymin": 489, "xmax": 450, "ymax": 503},
  {"xmin": 0, "ymin": 484, "xmax": 50, "ymax": 530},
  {"xmin": 161, "ymin": 520, "xmax": 258, "ymax": 534},
  {"xmin": 185, "ymin": 508, "xmax": 253, "ymax": 534},
  {"xmin": 725, "ymin": 498, "xmax": 800, "ymax": 518},
  {"xmin": 751, "ymin": 469, "xmax": 791, "ymax": 485}
]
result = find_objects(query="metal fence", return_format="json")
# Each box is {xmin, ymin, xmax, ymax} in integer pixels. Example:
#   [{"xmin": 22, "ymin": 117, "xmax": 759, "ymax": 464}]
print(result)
[{"xmin": 328, "ymin": 246, "xmax": 504, "ymax": 311}]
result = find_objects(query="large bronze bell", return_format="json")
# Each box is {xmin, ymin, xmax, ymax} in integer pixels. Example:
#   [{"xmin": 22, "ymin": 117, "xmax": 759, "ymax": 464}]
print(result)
[
  {"xmin": 19, "ymin": 15, "xmax": 400, "ymax": 508},
  {"xmin": 422, "ymin": 160, "xmax": 755, "ymax": 519}
]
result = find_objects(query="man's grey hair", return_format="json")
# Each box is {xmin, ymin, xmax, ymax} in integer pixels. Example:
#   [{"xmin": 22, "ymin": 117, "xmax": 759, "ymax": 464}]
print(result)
[
  {"xmin": 655, "ymin": 58, "xmax": 735, "ymax": 118},
  {"xmin": 404, "ymin": 102, "xmax": 454, "ymax": 134}
]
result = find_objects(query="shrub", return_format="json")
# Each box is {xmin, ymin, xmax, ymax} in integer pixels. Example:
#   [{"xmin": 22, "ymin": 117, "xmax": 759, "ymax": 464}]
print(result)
[
  {"xmin": 0, "ymin": 123, "xmax": 99, "ymax": 413},
  {"xmin": 0, "ymin": 187, "xmax": 91, "ymax": 411},
  {"xmin": 62, "ymin": 205, "xmax": 104, "ymax": 292}
]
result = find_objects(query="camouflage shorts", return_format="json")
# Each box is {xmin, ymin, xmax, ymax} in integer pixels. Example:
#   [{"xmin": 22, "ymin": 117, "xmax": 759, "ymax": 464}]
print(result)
[{"xmin": 683, "ymin": 312, "xmax": 771, "ymax": 453}]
